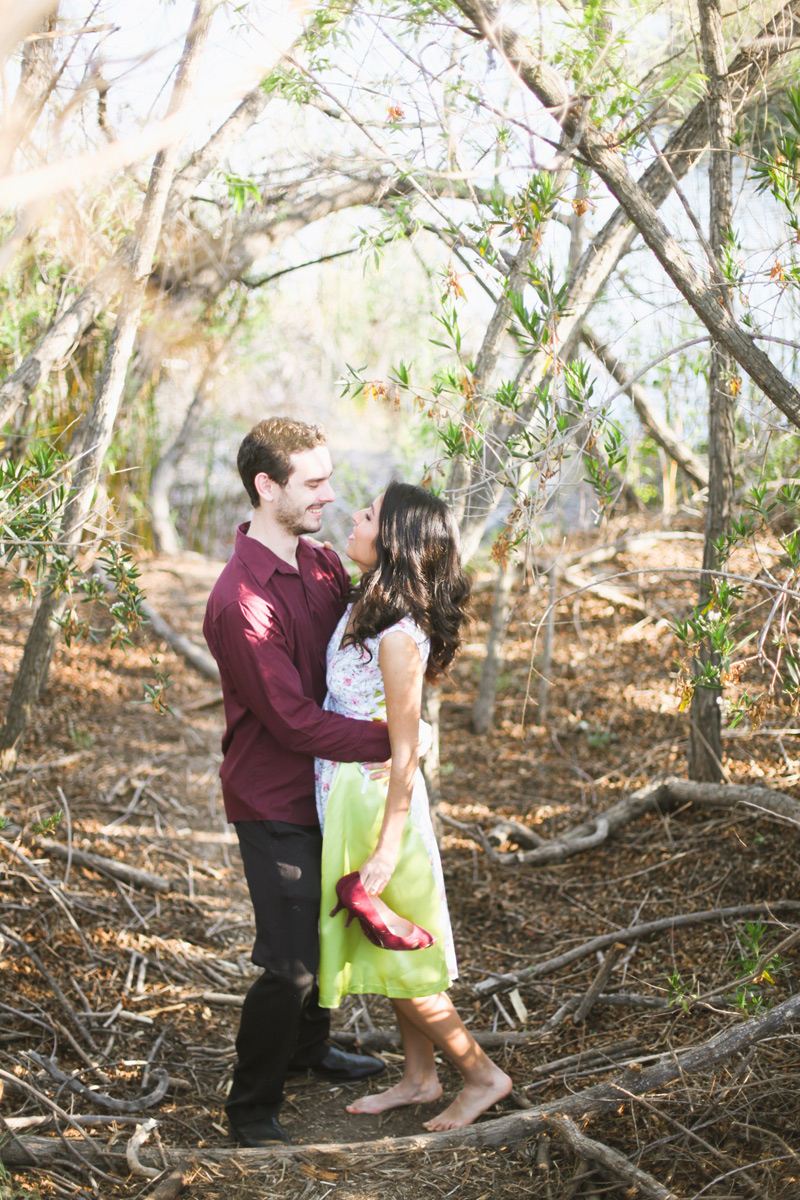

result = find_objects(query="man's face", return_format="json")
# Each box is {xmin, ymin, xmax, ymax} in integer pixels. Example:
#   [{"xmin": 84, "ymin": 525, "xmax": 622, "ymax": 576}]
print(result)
[{"xmin": 272, "ymin": 445, "xmax": 335, "ymax": 535}]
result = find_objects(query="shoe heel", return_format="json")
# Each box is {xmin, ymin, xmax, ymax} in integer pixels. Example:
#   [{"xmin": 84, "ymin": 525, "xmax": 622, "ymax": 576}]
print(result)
[{"xmin": 330, "ymin": 900, "xmax": 344, "ymax": 918}]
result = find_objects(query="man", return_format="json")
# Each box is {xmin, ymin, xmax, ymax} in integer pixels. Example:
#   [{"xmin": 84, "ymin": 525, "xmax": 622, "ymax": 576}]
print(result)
[{"xmin": 203, "ymin": 418, "xmax": 391, "ymax": 1147}]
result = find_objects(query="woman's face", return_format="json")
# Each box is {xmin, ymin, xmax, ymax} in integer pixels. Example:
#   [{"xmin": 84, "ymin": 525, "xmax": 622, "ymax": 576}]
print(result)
[{"xmin": 346, "ymin": 494, "xmax": 383, "ymax": 572}]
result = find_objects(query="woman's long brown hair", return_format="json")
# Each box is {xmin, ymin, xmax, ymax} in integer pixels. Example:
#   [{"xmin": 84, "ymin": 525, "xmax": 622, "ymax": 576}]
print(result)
[{"xmin": 344, "ymin": 481, "xmax": 471, "ymax": 683}]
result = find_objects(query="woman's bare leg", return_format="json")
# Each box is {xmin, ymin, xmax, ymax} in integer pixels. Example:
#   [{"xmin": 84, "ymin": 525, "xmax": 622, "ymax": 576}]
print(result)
[
  {"xmin": 346, "ymin": 1003, "xmax": 442, "ymax": 1114},
  {"xmin": 394, "ymin": 994, "xmax": 512, "ymax": 1130}
]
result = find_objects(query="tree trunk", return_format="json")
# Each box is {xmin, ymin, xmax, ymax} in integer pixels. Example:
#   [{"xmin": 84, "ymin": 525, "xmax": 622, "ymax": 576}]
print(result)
[
  {"xmin": 149, "ymin": 337, "xmax": 231, "ymax": 555},
  {"xmin": 0, "ymin": 63, "xmax": 284, "ymax": 431},
  {"xmin": 471, "ymin": 563, "xmax": 516, "ymax": 733},
  {"xmin": 0, "ymin": 2, "xmax": 213, "ymax": 773},
  {"xmin": 689, "ymin": 0, "xmax": 736, "ymax": 783},
  {"xmin": 448, "ymin": 236, "xmax": 535, "ymax": 534},
  {"xmin": 537, "ymin": 566, "xmax": 557, "ymax": 723},
  {"xmin": 421, "ymin": 685, "xmax": 441, "ymax": 809}
]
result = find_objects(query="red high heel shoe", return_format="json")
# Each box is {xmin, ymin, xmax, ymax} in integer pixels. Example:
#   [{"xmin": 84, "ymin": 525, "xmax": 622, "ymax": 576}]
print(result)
[{"xmin": 330, "ymin": 872, "xmax": 435, "ymax": 951}]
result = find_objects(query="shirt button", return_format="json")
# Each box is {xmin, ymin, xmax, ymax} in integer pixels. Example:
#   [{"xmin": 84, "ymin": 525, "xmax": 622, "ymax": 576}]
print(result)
[{"xmin": 312, "ymin": 611, "xmax": 317, "ymax": 618}]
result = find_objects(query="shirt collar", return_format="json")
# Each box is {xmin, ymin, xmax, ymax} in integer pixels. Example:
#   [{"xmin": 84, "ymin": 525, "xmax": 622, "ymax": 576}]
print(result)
[{"xmin": 234, "ymin": 522, "xmax": 315, "ymax": 587}]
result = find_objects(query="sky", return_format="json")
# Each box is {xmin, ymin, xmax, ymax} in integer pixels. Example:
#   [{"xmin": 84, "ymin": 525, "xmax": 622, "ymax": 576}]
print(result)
[{"xmin": 5, "ymin": 1, "xmax": 798, "ymax": 504}]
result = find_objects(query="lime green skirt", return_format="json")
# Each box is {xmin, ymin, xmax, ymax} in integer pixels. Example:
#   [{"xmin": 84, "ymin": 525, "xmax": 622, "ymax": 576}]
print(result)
[{"xmin": 319, "ymin": 762, "xmax": 451, "ymax": 1008}]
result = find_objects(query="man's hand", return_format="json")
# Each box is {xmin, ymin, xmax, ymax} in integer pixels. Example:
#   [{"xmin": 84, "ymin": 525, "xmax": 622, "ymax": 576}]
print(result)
[{"xmin": 365, "ymin": 759, "xmax": 391, "ymax": 782}]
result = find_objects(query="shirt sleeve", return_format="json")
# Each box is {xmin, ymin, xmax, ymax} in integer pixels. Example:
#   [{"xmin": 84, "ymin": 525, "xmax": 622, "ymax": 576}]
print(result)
[{"xmin": 213, "ymin": 602, "xmax": 391, "ymax": 763}]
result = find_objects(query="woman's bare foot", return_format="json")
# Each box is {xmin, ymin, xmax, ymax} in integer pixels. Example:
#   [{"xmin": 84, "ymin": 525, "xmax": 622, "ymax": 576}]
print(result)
[
  {"xmin": 422, "ymin": 1065, "xmax": 512, "ymax": 1131},
  {"xmin": 346, "ymin": 1077, "xmax": 442, "ymax": 1115}
]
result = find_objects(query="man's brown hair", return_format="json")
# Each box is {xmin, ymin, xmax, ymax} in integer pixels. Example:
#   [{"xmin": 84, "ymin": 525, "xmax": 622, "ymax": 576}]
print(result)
[{"xmin": 237, "ymin": 417, "xmax": 327, "ymax": 507}]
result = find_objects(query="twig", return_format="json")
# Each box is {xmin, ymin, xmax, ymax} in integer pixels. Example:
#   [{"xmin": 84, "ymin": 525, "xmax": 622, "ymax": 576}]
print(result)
[
  {"xmin": 538, "ymin": 565, "xmax": 557, "ymax": 721},
  {"xmin": 7, "ymin": 989, "xmax": 800, "ymax": 1164},
  {"xmin": 562, "ymin": 1158, "xmax": 591, "ymax": 1200},
  {"xmin": 573, "ymin": 943, "xmax": 625, "ymax": 1023},
  {"xmin": 474, "ymin": 901, "xmax": 800, "ymax": 995},
  {"xmin": 0, "ymin": 838, "xmax": 94, "ymax": 955},
  {"xmin": 547, "ymin": 1113, "xmax": 677, "ymax": 1200},
  {"xmin": 35, "ymin": 837, "xmax": 171, "ymax": 892},
  {"xmin": 55, "ymin": 785, "xmax": 74, "ymax": 887},
  {"xmin": 524, "ymin": 1038, "xmax": 641, "ymax": 1081},
  {"xmin": 145, "ymin": 1167, "xmax": 190, "ymax": 1200},
  {"xmin": 5, "ymin": 1113, "xmax": 153, "ymax": 1131},
  {"xmin": 127, "ymin": 1119, "xmax": 161, "ymax": 1179},
  {"xmin": 0, "ymin": 923, "xmax": 100, "ymax": 1050},
  {"xmin": 27, "ymin": 1052, "xmax": 170, "ymax": 1113},
  {"xmin": 0, "ymin": 1066, "xmax": 116, "ymax": 1176}
]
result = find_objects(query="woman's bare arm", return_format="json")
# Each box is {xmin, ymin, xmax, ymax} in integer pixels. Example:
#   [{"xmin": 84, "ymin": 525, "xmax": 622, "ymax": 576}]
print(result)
[{"xmin": 357, "ymin": 630, "xmax": 424, "ymax": 896}]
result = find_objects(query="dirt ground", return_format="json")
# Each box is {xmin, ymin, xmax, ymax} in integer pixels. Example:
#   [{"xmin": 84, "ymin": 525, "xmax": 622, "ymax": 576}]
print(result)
[{"xmin": 1, "ymin": 523, "xmax": 799, "ymax": 1199}]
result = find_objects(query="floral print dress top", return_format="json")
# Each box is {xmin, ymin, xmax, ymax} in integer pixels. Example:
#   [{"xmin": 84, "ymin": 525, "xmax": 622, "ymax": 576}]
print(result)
[{"xmin": 315, "ymin": 604, "xmax": 457, "ymax": 1008}]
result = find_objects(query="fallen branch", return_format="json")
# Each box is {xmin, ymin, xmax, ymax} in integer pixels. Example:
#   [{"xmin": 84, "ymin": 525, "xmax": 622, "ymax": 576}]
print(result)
[
  {"xmin": 4, "ymin": 1113, "xmax": 155, "ymax": 1132},
  {"xmin": 146, "ymin": 1167, "xmax": 190, "ymax": 1200},
  {"xmin": 34, "ymin": 837, "xmax": 171, "ymax": 893},
  {"xmin": 667, "ymin": 779, "xmax": 800, "ymax": 827},
  {"xmin": 27, "ymin": 1053, "xmax": 170, "ymax": 1114},
  {"xmin": 6, "ymin": 992, "xmax": 800, "ymax": 1164},
  {"xmin": 487, "ymin": 818, "xmax": 545, "ymax": 850},
  {"xmin": 139, "ymin": 598, "xmax": 219, "ymax": 682},
  {"xmin": 473, "ymin": 900, "xmax": 800, "ymax": 995},
  {"xmin": 524, "ymin": 1038, "xmax": 642, "ymax": 1080},
  {"xmin": 573, "ymin": 943, "xmax": 625, "ymax": 1024},
  {"xmin": 441, "ymin": 811, "xmax": 611, "ymax": 867},
  {"xmin": 561, "ymin": 530, "xmax": 705, "ymax": 571},
  {"xmin": 446, "ymin": 777, "xmax": 800, "ymax": 872},
  {"xmin": 0, "ymin": 1067, "xmax": 112, "ymax": 1169},
  {"xmin": 547, "ymin": 1114, "xmax": 677, "ymax": 1200},
  {"xmin": 127, "ymin": 1119, "xmax": 161, "ymax": 1179},
  {"xmin": 331, "ymin": 1028, "xmax": 572, "ymax": 1050}
]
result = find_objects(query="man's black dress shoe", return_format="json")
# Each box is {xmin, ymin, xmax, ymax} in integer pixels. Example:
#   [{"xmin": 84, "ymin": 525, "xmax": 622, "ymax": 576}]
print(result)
[
  {"xmin": 228, "ymin": 1116, "xmax": 292, "ymax": 1147},
  {"xmin": 290, "ymin": 1046, "xmax": 386, "ymax": 1082}
]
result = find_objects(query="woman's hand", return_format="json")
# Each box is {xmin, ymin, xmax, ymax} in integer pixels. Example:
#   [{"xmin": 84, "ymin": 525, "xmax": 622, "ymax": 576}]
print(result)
[{"xmin": 359, "ymin": 844, "xmax": 398, "ymax": 896}]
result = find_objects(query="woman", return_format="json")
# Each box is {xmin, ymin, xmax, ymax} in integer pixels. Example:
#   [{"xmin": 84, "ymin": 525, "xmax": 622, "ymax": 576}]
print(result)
[{"xmin": 314, "ymin": 481, "xmax": 511, "ymax": 1131}]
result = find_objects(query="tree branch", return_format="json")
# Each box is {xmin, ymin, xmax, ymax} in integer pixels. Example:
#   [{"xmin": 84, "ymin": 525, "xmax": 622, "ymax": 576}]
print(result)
[
  {"xmin": 580, "ymin": 324, "xmax": 709, "ymax": 490},
  {"xmin": 451, "ymin": 0, "xmax": 800, "ymax": 427}
]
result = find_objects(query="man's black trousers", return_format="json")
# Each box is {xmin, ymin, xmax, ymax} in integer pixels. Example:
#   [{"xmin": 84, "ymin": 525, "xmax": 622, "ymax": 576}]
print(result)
[{"xmin": 227, "ymin": 819, "xmax": 330, "ymax": 1126}]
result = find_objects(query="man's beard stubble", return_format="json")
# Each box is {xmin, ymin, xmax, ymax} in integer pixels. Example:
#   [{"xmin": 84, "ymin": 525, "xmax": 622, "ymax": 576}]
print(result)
[{"xmin": 273, "ymin": 493, "xmax": 320, "ymax": 537}]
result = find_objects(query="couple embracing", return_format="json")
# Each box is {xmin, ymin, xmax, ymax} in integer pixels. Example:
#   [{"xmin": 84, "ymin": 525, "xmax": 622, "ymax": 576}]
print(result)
[{"xmin": 203, "ymin": 417, "xmax": 511, "ymax": 1148}]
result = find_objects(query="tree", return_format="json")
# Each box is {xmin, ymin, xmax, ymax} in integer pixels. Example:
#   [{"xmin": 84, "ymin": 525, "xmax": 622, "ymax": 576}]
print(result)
[
  {"xmin": 0, "ymin": 1, "xmax": 216, "ymax": 771},
  {"xmin": 688, "ymin": 0, "xmax": 736, "ymax": 782},
  {"xmin": 329, "ymin": 0, "xmax": 800, "ymax": 749}
]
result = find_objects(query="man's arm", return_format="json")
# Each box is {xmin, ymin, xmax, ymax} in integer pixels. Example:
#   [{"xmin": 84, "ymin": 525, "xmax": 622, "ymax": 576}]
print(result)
[{"xmin": 214, "ymin": 605, "xmax": 391, "ymax": 763}]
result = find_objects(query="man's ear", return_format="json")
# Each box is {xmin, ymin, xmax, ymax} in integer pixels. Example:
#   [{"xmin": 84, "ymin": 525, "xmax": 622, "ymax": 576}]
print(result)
[{"xmin": 254, "ymin": 471, "xmax": 276, "ymax": 504}]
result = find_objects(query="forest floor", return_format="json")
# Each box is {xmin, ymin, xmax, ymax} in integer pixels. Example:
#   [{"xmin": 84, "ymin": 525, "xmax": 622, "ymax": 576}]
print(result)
[{"xmin": 1, "ymin": 518, "xmax": 799, "ymax": 1200}]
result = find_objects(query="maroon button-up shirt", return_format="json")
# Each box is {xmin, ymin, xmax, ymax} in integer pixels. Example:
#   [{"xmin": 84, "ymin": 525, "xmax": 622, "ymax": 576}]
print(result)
[{"xmin": 203, "ymin": 524, "xmax": 391, "ymax": 824}]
